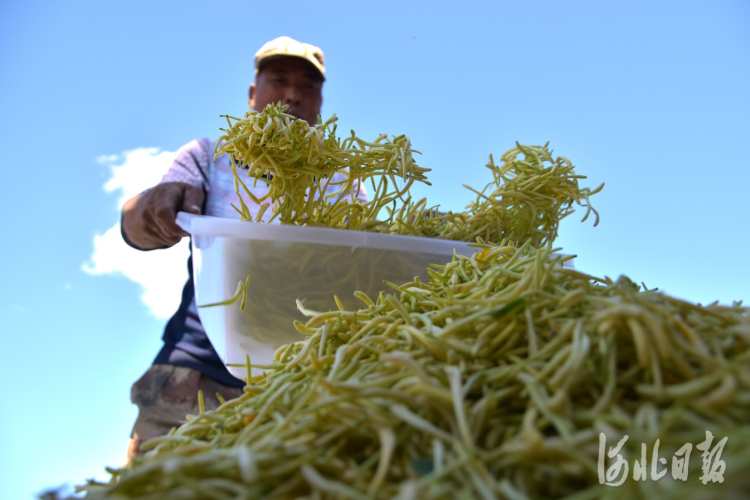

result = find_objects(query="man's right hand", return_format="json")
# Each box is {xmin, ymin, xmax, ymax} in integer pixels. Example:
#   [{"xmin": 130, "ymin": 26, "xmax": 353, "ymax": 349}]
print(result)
[{"xmin": 121, "ymin": 182, "xmax": 205, "ymax": 250}]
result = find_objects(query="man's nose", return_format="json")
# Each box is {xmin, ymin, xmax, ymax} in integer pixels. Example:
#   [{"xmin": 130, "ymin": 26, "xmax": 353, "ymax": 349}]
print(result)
[{"xmin": 283, "ymin": 85, "xmax": 301, "ymax": 105}]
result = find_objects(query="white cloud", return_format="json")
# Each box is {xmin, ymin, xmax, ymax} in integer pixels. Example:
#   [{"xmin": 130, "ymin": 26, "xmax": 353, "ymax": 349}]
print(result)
[
  {"xmin": 95, "ymin": 153, "xmax": 121, "ymax": 164},
  {"xmin": 101, "ymin": 147, "xmax": 178, "ymax": 209},
  {"xmin": 83, "ymin": 148, "xmax": 190, "ymax": 319}
]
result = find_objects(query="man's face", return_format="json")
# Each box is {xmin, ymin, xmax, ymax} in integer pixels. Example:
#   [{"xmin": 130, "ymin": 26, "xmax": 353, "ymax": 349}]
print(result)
[{"xmin": 249, "ymin": 57, "xmax": 324, "ymax": 125}]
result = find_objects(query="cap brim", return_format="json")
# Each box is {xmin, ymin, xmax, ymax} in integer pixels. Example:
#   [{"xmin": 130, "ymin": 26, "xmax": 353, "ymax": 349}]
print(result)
[{"xmin": 256, "ymin": 54, "xmax": 325, "ymax": 81}]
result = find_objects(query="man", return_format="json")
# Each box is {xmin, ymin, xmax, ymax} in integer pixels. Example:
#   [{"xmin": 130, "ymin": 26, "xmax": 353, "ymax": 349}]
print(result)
[{"xmin": 121, "ymin": 36, "xmax": 354, "ymax": 460}]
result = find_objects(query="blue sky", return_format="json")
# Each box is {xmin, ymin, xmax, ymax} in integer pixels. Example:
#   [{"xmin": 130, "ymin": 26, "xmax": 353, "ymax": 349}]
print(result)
[{"xmin": 1, "ymin": 1, "xmax": 748, "ymax": 498}]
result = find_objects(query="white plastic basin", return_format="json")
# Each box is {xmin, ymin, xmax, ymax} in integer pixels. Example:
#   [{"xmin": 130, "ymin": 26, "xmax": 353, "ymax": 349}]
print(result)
[{"xmin": 176, "ymin": 212, "xmax": 476, "ymax": 378}]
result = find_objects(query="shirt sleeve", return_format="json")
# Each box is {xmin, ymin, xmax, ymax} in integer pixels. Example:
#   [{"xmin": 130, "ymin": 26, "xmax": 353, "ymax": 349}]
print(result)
[{"xmin": 160, "ymin": 138, "xmax": 214, "ymax": 189}]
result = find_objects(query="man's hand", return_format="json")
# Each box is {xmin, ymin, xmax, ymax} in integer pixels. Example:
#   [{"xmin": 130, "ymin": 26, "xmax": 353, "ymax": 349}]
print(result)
[{"xmin": 121, "ymin": 182, "xmax": 205, "ymax": 250}]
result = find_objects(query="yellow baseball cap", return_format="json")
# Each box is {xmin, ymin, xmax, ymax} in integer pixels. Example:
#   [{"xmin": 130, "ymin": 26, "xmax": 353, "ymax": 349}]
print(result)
[{"xmin": 254, "ymin": 36, "xmax": 326, "ymax": 81}]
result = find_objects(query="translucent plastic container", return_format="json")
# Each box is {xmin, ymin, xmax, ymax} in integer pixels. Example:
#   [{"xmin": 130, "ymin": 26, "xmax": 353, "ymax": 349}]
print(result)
[{"xmin": 176, "ymin": 212, "xmax": 476, "ymax": 379}]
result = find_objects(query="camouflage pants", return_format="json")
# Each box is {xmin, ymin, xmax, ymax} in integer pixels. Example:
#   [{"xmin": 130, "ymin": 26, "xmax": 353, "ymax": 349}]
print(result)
[{"xmin": 128, "ymin": 364, "xmax": 244, "ymax": 460}]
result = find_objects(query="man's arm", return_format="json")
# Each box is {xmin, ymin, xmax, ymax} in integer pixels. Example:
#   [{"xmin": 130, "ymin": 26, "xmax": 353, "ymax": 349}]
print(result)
[{"xmin": 121, "ymin": 182, "xmax": 204, "ymax": 250}]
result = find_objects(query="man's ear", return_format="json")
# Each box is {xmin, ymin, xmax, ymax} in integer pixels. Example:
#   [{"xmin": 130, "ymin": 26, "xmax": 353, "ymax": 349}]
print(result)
[{"xmin": 248, "ymin": 83, "xmax": 256, "ymax": 109}]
